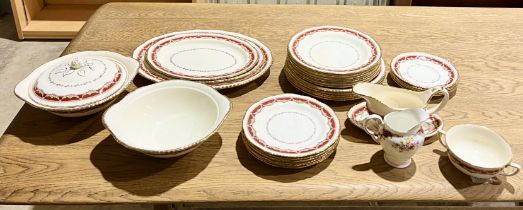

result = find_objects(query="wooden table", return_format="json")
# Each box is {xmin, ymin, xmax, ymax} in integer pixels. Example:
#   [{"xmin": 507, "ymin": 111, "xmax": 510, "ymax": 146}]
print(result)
[{"xmin": 1, "ymin": 3, "xmax": 523, "ymax": 205}]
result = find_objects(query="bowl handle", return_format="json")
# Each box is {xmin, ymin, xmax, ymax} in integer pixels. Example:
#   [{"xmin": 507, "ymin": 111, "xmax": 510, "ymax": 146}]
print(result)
[
  {"xmin": 439, "ymin": 130, "xmax": 449, "ymax": 149},
  {"xmin": 362, "ymin": 114, "xmax": 383, "ymax": 144},
  {"xmin": 500, "ymin": 163, "xmax": 521, "ymax": 176},
  {"xmin": 426, "ymin": 86, "xmax": 449, "ymax": 115}
]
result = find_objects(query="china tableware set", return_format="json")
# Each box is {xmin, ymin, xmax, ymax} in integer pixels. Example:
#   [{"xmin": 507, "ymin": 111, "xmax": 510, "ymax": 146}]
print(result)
[
  {"xmin": 134, "ymin": 30, "xmax": 273, "ymax": 90},
  {"xmin": 350, "ymin": 82, "xmax": 520, "ymax": 181},
  {"xmin": 14, "ymin": 26, "xmax": 520, "ymax": 182},
  {"xmin": 363, "ymin": 108, "xmax": 429, "ymax": 168},
  {"xmin": 103, "ymin": 80, "xmax": 231, "ymax": 158},
  {"xmin": 440, "ymin": 124, "xmax": 520, "ymax": 183},
  {"xmin": 390, "ymin": 52, "xmax": 459, "ymax": 96},
  {"xmin": 351, "ymin": 83, "xmax": 449, "ymax": 168},
  {"xmin": 241, "ymin": 94, "xmax": 340, "ymax": 168},
  {"xmin": 15, "ymin": 51, "xmax": 138, "ymax": 117},
  {"xmin": 283, "ymin": 26, "xmax": 385, "ymax": 101}
]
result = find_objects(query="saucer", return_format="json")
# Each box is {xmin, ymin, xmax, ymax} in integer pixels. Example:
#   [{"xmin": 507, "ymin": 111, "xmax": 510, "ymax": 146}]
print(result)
[
  {"xmin": 347, "ymin": 102, "xmax": 443, "ymax": 138},
  {"xmin": 390, "ymin": 52, "xmax": 459, "ymax": 90}
]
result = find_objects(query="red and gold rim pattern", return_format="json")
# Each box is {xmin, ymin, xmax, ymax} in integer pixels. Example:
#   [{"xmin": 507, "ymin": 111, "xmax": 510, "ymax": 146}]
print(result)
[
  {"xmin": 390, "ymin": 52, "xmax": 459, "ymax": 91},
  {"xmin": 448, "ymin": 151, "xmax": 501, "ymax": 175},
  {"xmin": 32, "ymin": 65, "xmax": 123, "ymax": 102},
  {"xmin": 134, "ymin": 30, "xmax": 272, "ymax": 90},
  {"xmin": 393, "ymin": 55, "xmax": 456, "ymax": 86},
  {"xmin": 149, "ymin": 34, "xmax": 257, "ymax": 80},
  {"xmin": 347, "ymin": 102, "xmax": 443, "ymax": 138},
  {"xmin": 289, "ymin": 26, "xmax": 380, "ymax": 73},
  {"xmin": 244, "ymin": 95, "xmax": 339, "ymax": 156}
]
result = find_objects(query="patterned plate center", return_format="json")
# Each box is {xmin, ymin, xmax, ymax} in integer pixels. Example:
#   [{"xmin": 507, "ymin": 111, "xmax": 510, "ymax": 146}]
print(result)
[{"xmin": 266, "ymin": 111, "xmax": 316, "ymax": 145}]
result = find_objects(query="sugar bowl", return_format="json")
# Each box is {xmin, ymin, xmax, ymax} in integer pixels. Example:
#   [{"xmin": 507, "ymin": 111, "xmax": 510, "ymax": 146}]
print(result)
[
  {"xmin": 15, "ymin": 51, "xmax": 138, "ymax": 117},
  {"xmin": 440, "ymin": 124, "xmax": 520, "ymax": 182}
]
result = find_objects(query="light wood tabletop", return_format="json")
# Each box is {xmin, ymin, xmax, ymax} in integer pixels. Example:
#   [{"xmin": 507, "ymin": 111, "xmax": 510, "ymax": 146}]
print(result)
[{"xmin": 1, "ymin": 3, "xmax": 523, "ymax": 204}]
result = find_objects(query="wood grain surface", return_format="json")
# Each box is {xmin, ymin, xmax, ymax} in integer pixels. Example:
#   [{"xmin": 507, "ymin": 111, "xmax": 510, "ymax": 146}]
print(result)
[{"xmin": 1, "ymin": 3, "xmax": 523, "ymax": 204}]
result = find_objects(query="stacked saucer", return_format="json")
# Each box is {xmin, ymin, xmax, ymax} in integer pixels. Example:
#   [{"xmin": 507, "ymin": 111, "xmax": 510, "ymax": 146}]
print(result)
[
  {"xmin": 133, "ymin": 30, "xmax": 272, "ymax": 90},
  {"xmin": 284, "ymin": 26, "xmax": 384, "ymax": 101},
  {"xmin": 390, "ymin": 52, "xmax": 459, "ymax": 95},
  {"xmin": 242, "ymin": 94, "xmax": 340, "ymax": 168},
  {"xmin": 347, "ymin": 102, "xmax": 444, "ymax": 139}
]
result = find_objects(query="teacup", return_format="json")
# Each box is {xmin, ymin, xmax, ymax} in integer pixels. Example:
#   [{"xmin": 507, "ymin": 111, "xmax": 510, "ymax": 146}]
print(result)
[{"xmin": 439, "ymin": 124, "xmax": 520, "ymax": 181}]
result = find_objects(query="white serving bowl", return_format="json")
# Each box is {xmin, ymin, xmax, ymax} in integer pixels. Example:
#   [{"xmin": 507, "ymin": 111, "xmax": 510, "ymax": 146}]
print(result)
[
  {"xmin": 440, "ymin": 124, "xmax": 520, "ymax": 180},
  {"xmin": 103, "ymin": 80, "xmax": 231, "ymax": 158}
]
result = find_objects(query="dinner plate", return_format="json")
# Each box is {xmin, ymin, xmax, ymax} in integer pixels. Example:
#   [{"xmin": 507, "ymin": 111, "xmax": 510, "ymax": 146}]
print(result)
[
  {"xmin": 283, "ymin": 59, "xmax": 386, "ymax": 101},
  {"xmin": 347, "ymin": 102, "xmax": 443, "ymax": 138},
  {"xmin": 134, "ymin": 30, "xmax": 272, "ymax": 89},
  {"xmin": 148, "ymin": 33, "xmax": 258, "ymax": 80},
  {"xmin": 285, "ymin": 58, "xmax": 386, "ymax": 91},
  {"xmin": 288, "ymin": 26, "xmax": 381, "ymax": 74},
  {"xmin": 390, "ymin": 52, "xmax": 459, "ymax": 89},
  {"xmin": 243, "ymin": 94, "xmax": 340, "ymax": 158},
  {"xmin": 241, "ymin": 132, "xmax": 338, "ymax": 168},
  {"xmin": 285, "ymin": 54, "xmax": 382, "ymax": 88}
]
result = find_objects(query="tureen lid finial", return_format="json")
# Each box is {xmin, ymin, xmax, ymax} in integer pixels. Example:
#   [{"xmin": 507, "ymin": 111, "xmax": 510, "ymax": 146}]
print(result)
[{"xmin": 70, "ymin": 58, "xmax": 86, "ymax": 70}]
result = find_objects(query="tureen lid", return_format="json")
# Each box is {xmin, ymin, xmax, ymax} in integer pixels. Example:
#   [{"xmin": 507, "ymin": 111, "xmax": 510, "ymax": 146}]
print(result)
[{"xmin": 28, "ymin": 55, "xmax": 127, "ymax": 108}]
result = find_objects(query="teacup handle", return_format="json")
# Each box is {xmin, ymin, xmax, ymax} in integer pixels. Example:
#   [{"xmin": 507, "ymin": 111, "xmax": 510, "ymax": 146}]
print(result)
[
  {"xmin": 362, "ymin": 114, "xmax": 383, "ymax": 144},
  {"xmin": 500, "ymin": 163, "xmax": 521, "ymax": 176},
  {"xmin": 439, "ymin": 130, "xmax": 448, "ymax": 149},
  {"xmin": 426, "ymin": 86, "xmax": 450, "ymax": 115}
]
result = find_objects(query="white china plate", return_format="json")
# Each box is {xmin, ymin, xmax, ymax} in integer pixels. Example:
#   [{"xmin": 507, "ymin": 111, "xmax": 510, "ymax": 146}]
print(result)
[
  {"xmin": 147, "ymin": 33, "xmax": 258, "ymax": 80},
  {"xmin": 391, "ymin": 52, "xmax": 458, "ymax": 89},
  {"xmin": 347, "ymin": 102, "xmax": 443, "ymax": 138},
  {"xmin": 285, "ymin": 58, "xmax": 386, "ymax": 93},
  {"xmin": 133, "ymin": 30, "xmax": 272, "ymax": 89},
  {"xmin": 288, "ymin": 26, "xmax": 381, "ymax": 73},
  {"xmin": 243, "ymin": 94, "xmax": 340, "ymax": 157}
]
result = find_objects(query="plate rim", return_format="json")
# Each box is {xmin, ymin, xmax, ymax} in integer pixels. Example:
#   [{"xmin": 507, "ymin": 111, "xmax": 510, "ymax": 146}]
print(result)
[
  {"xmin": 242, "ymin": 93, "xmax": 340, "ymax": 158},
  {"xmin": 133, "ymin": 30, "xmax": 272, "ymax": 89},
  {"xmin": 390, "ymin": 52, "xmax": 459, "ymax": 89},
  {"xmin": 288, "ymin": 26, "xmax": 382, "ymax": 74},
  {"xmin": 147, "ymin": 33, "xmax": 258, "ymax": 80}
]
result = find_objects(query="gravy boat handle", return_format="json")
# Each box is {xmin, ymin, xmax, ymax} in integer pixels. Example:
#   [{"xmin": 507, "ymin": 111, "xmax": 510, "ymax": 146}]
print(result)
[
  {"xmin": 426, "ymin": 86, "xmax": 450, "ymax": 115},
  {"xmin": 501, "ymin": 163, "xmax": 521, "ymax": 176},
  {"xmin": 438, "ymin": 130, "xmax": 449, "ymax": 149}
]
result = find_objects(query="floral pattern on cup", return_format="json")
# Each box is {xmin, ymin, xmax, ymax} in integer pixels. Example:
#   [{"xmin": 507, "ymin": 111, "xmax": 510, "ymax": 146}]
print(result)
[{"xmin": 389, "ymin": 135, "xmax": 423, "ymax": 152}]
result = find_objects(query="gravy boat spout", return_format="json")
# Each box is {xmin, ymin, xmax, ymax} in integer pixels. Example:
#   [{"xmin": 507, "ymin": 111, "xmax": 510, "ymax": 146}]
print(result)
[{"xmin": 353, "ymin": 83, "xmax": 449, "ymax": 116}]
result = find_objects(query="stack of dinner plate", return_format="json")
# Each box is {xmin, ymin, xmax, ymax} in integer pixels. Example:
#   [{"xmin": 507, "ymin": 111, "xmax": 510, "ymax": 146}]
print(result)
[
  {"xmin": 133, "ymin": 30, "xmax": 272, "ymax": 90},
  {"xmin": 242, "ymin": 94, "xmax": 340, "ymax": 169},
  {"xmin": 389, "ymin": 52, "xmax": 459, "ymax": 96},
  {"xmin": 284, "ymin": 26, "xmax": 385, "ymax": 101}
]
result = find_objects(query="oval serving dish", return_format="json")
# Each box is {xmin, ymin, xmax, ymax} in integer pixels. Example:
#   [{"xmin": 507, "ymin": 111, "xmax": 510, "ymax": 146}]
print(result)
[{"xmin": 103, "ymin": 80, "xmax": 232, "ymax": 158}]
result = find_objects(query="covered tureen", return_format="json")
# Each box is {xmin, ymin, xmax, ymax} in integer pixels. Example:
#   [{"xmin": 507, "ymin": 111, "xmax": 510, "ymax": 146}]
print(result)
[{"xmin": 15, "ymin": 51, "xmax": 138, "ymax": 117}]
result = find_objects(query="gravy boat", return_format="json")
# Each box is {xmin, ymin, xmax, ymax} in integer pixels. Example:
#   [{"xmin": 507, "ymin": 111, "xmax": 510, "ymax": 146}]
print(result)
[{"xmin": 353, "ymin": 83, "xmax": 449, "ymax": 116}]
